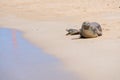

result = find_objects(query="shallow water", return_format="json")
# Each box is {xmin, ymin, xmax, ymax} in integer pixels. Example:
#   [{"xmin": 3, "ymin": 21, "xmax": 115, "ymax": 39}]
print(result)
[{"xmin": 0, "ymin": 28, "xmax": 78, "ymax": 80}]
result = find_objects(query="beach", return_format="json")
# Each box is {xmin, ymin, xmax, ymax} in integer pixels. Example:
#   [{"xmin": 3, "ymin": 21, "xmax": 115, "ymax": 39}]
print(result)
[{"xmin": 0, "ymin": 0, "xmax": 120, "ymax": 80}]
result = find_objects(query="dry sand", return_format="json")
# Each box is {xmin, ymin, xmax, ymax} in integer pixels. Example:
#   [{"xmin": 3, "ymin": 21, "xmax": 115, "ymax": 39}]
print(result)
[{"xmin": 0, "ymin": 0, "xmax": 120, "ymax": 80}]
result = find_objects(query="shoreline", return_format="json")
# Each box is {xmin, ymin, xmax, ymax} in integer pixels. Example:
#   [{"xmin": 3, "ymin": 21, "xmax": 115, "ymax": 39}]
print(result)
[
  {"xmin": 0, "ymin": 17, "xmax": 82, "ymax": 78},
  {"xmin": 0, "ymin": 28, "xmax": 80, "ymax": 80},
  {"xmin": 1, "ymin": 16, "xmax": 120, "ymax": 80},
  {"xmin": 1, "ymin": 0, "xmax": 120, "ymax": 79}
]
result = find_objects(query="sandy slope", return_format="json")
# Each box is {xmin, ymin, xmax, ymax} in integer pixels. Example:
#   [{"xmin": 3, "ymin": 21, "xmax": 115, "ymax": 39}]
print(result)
[{"xmin": 0, "ymin": 0, "xmax": 120, "ymax": 80}]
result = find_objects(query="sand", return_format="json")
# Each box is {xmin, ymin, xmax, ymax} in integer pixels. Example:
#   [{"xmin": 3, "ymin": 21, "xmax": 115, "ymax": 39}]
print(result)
[{"xmin": 0, "ymin": 0, "xmax": 120, "ymax": 80}]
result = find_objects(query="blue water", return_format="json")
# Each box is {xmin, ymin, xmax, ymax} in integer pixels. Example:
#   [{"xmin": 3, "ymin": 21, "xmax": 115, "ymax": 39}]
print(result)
[{"xmin": 0, "ymin": 28, "xmax": 78, "ymax": 80}]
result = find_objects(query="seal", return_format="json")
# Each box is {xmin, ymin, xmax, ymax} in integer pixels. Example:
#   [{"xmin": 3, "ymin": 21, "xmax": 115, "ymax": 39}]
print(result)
[{"xmin": 80, "ymin": 21, "xmax": 102, "ymax": 38}]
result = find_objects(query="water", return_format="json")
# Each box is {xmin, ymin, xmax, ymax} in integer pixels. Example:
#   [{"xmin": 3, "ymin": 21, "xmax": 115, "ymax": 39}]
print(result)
[{"xmin": 0, "ymin": 28, "xmax": 78, "ymax": 80}]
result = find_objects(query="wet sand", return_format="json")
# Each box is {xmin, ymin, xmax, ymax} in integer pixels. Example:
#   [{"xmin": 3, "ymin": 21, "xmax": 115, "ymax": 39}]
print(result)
[{"xmin": 0, "ymin": 0, "xmax": 120, "ymax": 80}]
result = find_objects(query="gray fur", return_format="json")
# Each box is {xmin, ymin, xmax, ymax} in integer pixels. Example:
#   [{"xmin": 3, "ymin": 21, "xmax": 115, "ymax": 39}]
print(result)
[
  {"xmin": 66, "ymin": 29, "xmax": 80, "ymax": 35},
  {"xmin": 80, "ymin": 21, "xmax": 102, "ymax": 38}
]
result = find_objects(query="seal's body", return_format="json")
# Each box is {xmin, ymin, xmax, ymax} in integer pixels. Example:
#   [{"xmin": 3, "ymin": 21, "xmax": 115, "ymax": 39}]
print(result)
[{"xmin": 80, "ymin": 22, "xmax": 102, "ymax": 38}]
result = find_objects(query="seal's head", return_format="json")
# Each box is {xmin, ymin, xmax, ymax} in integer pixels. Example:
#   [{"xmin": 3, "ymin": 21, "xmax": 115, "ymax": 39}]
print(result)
[{"xmin": 82, "ymin": 21, "xmax": 90, "ymax": 30}]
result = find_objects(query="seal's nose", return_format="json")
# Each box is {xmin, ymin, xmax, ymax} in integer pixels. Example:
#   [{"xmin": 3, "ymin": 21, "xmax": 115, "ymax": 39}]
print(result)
[{"xmin": 83, "ymin": 26, "xmax": 89, "ymax": 30}]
